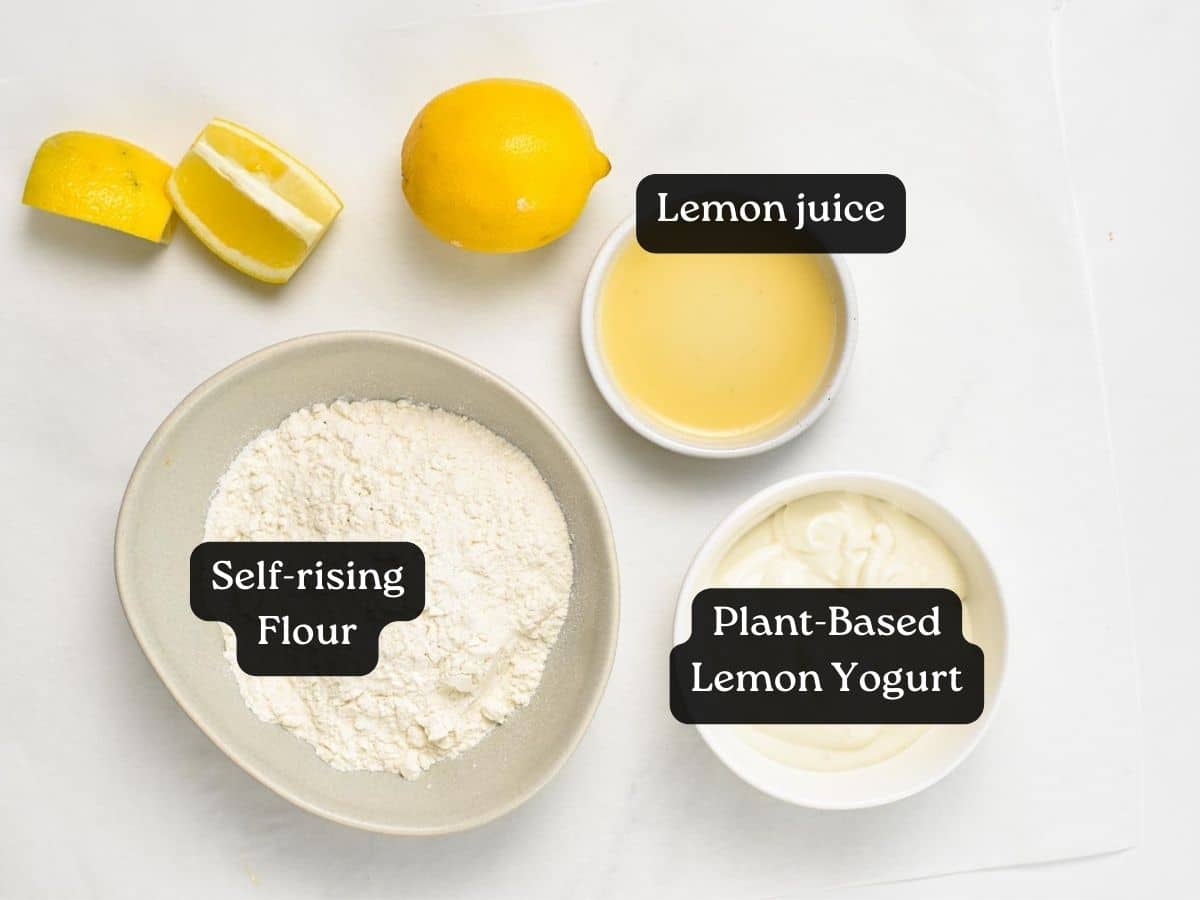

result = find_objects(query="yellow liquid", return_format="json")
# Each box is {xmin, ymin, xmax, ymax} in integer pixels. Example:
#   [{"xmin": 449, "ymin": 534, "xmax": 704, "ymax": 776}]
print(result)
[{"xmin": 598, "ymin": 242, "xmax": 838, "ymax": 439}]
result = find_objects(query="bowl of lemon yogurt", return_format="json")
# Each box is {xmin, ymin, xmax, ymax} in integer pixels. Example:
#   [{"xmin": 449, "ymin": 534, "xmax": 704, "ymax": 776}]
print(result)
[{"xmin": 674, "ymin": 472, "xmax": 1007, "ymax": 809}]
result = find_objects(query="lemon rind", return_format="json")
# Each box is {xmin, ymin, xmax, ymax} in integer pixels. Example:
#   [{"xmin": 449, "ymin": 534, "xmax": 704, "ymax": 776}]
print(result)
[{"xmin": 23, "ymin": 131, "xmax": 175, "ymax": 244}]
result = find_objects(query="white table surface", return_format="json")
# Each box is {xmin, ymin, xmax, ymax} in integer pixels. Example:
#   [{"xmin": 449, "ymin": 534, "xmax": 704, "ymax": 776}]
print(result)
[
  {"xmin": 1, "ymin": 1, "xmax": 1195, "ymax": 897},
  {"xmin": 851, "ymin": 1, "xmax": 1199, "ymax": 896}
]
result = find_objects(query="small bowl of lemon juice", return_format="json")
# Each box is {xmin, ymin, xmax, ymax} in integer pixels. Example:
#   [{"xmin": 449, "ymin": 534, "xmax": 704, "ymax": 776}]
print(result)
[{"xmin": 581, "ymin": 215, "xmax": 857, "ymax": 457}]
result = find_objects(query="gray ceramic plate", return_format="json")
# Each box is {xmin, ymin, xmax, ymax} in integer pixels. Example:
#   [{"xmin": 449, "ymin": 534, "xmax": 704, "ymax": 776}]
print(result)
[{"xmin": 114, "ymin": 331, "xmax": 619, "ymax": 834}]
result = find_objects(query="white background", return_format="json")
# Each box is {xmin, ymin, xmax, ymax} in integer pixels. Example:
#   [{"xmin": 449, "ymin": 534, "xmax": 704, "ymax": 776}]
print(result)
[
  {"xmin": 0, "ymin": 0, "xmax": 1196, "ymax": 897},
  {"xmin": 868, "ymin": 1, "xmax": 1198, "ymax": 895}
]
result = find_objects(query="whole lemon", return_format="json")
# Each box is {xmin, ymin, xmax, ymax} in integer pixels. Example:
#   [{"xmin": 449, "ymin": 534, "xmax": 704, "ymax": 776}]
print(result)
[{"xmin": 402, "ymin": 78, "xmax": 610, "ymax": 253}]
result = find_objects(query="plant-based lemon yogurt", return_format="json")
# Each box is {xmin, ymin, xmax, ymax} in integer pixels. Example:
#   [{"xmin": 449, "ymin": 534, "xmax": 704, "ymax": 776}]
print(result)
[{"xmin": 713, "ymin": 491, "xmax": 971, "ymax": 771}]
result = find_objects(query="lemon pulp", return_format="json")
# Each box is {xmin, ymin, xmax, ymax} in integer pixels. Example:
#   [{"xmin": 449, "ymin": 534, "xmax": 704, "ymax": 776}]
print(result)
[
  {"xmin": 166, "ymin": 119, "xmax": 341, "ymax": 283},
  {"xmin": 599, "ymin": 242, "xmax": 838, "ymax": 440}
]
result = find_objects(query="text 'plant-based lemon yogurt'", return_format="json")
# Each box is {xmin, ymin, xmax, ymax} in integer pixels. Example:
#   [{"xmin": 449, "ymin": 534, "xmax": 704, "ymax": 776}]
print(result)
[{"xmin": 713, "ymin": 491, "xmax": 971, "ymax": 771}]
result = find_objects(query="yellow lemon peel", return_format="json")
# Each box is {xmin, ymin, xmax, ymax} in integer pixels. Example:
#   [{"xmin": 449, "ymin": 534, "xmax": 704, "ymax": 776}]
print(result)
[
  {"xmin": 23, "ymin": 132, "xmax": 175, "ymax": 243},
  {"xmin": 402, "ymin": 79, "xmax": 609, "ymax": 253}
]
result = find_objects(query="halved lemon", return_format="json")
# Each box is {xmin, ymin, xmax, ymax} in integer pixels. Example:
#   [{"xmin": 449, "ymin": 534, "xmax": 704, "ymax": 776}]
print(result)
[{"xmin": 167, "ymin": 119, "xmax": 342, "ymax": 283}]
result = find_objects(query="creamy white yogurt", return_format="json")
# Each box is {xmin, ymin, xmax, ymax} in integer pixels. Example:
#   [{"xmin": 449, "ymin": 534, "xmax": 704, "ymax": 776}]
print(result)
[{"xmin": 713, "ymin": 491, "xmax": 970, "ymax": 771}]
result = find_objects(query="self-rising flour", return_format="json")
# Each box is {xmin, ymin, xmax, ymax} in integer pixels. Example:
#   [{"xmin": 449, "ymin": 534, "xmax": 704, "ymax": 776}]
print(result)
[{"xmin": 204, "ymin": 399, "xmax": 573, "ymax": 778}]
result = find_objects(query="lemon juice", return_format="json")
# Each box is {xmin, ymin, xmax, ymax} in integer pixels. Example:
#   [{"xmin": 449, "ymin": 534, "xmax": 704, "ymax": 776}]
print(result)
[{"xmin": 599, "ymin": 242, "xmax": 838, "ymax": 440}]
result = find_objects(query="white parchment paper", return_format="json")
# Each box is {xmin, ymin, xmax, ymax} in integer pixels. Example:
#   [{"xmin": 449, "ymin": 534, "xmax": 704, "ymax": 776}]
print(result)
[{"xmin": 0, "ymin": 1, "xmax": 1139, "ymax": 896}]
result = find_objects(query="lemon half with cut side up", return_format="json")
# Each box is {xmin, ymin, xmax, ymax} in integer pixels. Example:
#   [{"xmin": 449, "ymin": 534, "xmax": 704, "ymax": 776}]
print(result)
[
  {"xmin": 167, "ymin": 119, "xmax": 342, "ymax": 284},
  {"xmin": 22, "ymin": 131, "xmax": 175, "ymax": 243}
]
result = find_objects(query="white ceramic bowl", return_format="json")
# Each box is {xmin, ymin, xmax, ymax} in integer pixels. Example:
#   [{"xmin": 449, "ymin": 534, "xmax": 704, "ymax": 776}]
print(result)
[
  {"xmin": 674, "ymin": 471, "xmax": 1007, "ymax": 809},
  {"xmin": 580, "ymin": 214, "xmax": 858, "ymax": 458},
  {"xmin": 115, "ymin": 332, "xmax": 620, "ymax": 834}
]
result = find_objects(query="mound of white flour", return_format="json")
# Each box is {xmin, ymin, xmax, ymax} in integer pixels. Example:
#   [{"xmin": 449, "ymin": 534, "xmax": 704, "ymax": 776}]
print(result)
[{"xmin": 204, "ymin": 399, "xmax": 573, "ymax": 779}]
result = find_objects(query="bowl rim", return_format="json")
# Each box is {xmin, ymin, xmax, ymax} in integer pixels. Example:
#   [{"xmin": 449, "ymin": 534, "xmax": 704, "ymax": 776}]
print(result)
[
  {"xmin": 114, "ymin": 330, "xmax": 621, "ymax": 835},
  {"xmin": 580, "ymin": 214, "xmax": 859, "ymax": 458},
  {"xmin": 673, "ymin": 470, "xmax": 1009, "ymax": 809}
]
